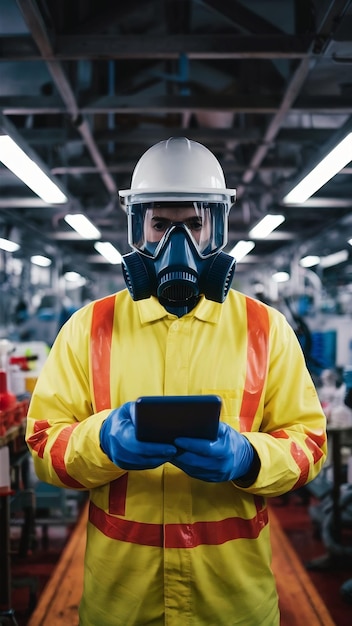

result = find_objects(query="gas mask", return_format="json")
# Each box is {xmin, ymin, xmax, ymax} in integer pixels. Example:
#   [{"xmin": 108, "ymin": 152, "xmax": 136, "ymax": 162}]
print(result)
[{"xmin": 121, "ymin": 202, "xmax": 236, "ymax": 315}]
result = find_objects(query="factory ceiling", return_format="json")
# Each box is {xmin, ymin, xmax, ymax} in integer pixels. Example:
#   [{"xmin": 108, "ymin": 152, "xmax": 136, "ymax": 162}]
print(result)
[{"xmin": 0, "ymin": 0, "xmax": 352, "ymax": 299}]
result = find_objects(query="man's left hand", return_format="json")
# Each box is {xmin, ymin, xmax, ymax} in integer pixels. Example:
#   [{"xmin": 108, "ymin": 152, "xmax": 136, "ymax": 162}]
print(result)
[{"xmin": 172, "ymin": 422, "xmax": 254, "ymax": 482}]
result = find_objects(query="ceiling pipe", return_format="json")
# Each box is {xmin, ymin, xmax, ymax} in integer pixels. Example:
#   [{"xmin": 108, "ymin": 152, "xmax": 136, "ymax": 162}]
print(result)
[
  {"xmin": 236, "ymin": 0, "xmax": 352, "ymax": 200},
  {"xmin": 16, "ymin": 0, "xmax": 117, "ymax": 196}
]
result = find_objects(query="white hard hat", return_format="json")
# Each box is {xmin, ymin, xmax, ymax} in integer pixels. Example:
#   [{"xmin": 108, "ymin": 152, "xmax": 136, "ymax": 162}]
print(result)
[{"xmin": 119, "ymin": 137, "xmax": 236, "ymax": 209}]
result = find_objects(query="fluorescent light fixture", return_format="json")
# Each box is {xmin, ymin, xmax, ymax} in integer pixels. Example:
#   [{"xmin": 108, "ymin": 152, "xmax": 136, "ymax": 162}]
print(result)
[
  {"xmin": 299, "ymin": 255, "xmax": 320, "ymax": 268},
  {"xmin": 272, "ymin": 271, "xmax": 290, "ymax": 283},
  {"xmin": 320, "ymin": 249, "xmax": 348, "ymax": 268},
  {"xmin": 249, "ymin": 214, "xmax": 285, "ymax": 238},
  {"xmin": 228, "ymin": 240, "xmax": 255, "ymax": 261},
  {"xmin": 348, "ymin": 238, "xmax": 352, "ymax": 246},
  {"xmin": 0, "ymin": 135, "xmax": 67, "ymax": 204},
  {"xmin": 283, "ymin": 132, "xmax": 352, "ymax": 204},
  {"xmin": 64, "ymin": 213, "xmax": 101, "ymax": 239},
  {"xmin": 0, "ymin": 237, "xmax": 20, "ymax": 252},
  {"xmin": 30, "ymin": 254, "xmax": 52, "ymax": 267},
  {"xmin": 94, "ymin": 241, "xmax": 122, "ymax": 264},
  {"xmin": 64, "ymin": 271, "xmax": 82, "ymax": 282}
]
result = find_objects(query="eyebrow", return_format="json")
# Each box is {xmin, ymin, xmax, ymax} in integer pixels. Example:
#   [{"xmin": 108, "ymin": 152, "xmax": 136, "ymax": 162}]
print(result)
[
  {"xmin": 150, "ymin": 216, "xmax": 172, "ymax": 225},
  {"xmin": 150, "ymin": 215, "xmax": 203, "ymax": 225}
]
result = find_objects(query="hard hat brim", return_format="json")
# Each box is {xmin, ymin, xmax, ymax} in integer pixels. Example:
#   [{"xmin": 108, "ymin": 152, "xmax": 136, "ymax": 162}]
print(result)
[{"xmin": 119, "ymin": 188, "xmax": 236, "ymax": 209}]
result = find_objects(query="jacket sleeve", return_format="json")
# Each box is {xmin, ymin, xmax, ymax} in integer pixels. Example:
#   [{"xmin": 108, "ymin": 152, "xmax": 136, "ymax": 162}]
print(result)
[
  {"xmin": 241, "ymin": 309, "xmax": 327, "ymax": 497},
  {"xmin": 26, "ymin": 304, "xmax": 124, "ymax": 490}
]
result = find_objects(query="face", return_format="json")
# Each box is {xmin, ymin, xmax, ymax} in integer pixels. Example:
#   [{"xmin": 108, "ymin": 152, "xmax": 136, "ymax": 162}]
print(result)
[
  {"xmin": 128, "ymin": 201, "xmax": 227, "ymax": 258},
  {"xmin": 143, "ymin": 206, "xmax": 211, "ymax": 249}
]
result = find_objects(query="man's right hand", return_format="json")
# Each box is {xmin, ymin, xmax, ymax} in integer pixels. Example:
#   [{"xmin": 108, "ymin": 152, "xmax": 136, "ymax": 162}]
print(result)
[{"xmin": 100, "ymin": 401, "xmax": 177, "ymax": 469}]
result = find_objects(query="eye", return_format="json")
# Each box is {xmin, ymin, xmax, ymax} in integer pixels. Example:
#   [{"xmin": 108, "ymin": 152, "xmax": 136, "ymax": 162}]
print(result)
[
  {"xmin": 186, "ymin": 217, "xmax": 203, "ymax": 231},
  {"xmin": 151, "ymin": 218, "xmax": 171, "ymax": 232}
]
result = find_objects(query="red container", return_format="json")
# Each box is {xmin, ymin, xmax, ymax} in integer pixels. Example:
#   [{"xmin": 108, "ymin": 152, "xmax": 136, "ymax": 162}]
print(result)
[
  {"xmin": 0, "ymin": 371, "xmax": 16, "ymax": 412},
  {"xmin": 0, "ymin": 370, "xmax": 17, "ymax": 435}
]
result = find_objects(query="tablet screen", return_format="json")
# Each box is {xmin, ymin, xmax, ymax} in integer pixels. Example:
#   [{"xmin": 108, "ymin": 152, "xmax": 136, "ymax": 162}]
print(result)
[{"xmin": 135, "ymin": 394, "xmax": 221, "ymax": 443}]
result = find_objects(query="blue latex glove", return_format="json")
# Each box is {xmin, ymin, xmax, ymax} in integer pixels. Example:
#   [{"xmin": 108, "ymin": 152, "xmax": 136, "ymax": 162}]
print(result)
[
  {"xmin": 172, "ymin": 422, "xmax": 254, "ymax": 482},
  {"xmin": 100, "ymin": 402, "xmax": 177, "ymax": 469}
]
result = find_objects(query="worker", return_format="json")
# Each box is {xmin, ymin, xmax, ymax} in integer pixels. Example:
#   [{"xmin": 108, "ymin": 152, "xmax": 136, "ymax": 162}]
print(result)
[
  {"xmin": 344, "ymin": 366, "xmax": 352, "ymax": 409},
  {"xmin": 26, "ymin": 137, "xmax": 327, "ymax": 626}
]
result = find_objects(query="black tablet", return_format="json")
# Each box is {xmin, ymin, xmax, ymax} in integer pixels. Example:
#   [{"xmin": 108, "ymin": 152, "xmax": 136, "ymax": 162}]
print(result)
[{"xmin": 135, "ymin": 394, "xmax": 221, "ymax": 443}]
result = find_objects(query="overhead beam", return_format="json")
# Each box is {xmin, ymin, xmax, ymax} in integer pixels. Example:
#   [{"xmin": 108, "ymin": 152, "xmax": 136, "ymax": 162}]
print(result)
[
  {"xmin": 202, "ymin": 0, "xmax": 286, "ymax": 35},
  {"xmin": 50, "ymin": 163, "xmax": 296, "ymax": 176},
  {"xmin": 16, "ymin": 0, "xmax": 117, "ymax": 196},
  {"xmin": 235, "ymin": 0, "xmax": 352, "ymax": 199},
  {"xmin": 19, "ymin": 126, "xmax": 336, "ymax": 146},
  {"xmin": 0, "ymin": 34, "xmax": 314, "ymax": 61},
  {"xmin": 237, "ymin": 56, "xmax": 313, "ymax": 195},
  {"xmin": 53, "ymin": 34, "xmax": 313, "ymax": 60},
  {"xmin": 2, "ymin": 94, "xmax": 352, "ymax": 115}
]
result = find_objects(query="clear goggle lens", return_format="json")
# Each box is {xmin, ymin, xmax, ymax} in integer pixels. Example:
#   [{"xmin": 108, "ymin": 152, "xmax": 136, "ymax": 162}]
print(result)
[{"xmin": 127, "ymin": 201, "xmax": 228, "ymax": 258}]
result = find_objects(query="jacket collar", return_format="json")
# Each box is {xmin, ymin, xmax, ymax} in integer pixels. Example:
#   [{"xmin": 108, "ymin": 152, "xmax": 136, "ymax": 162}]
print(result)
[{"xmin": 137, "ymin": 295, "xmax": 223, "ymax": 325}]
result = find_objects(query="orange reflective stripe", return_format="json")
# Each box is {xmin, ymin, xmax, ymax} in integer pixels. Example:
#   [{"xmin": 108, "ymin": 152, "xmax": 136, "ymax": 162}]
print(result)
[
  {"xmin": 109, "ymin": 474, "xmax": 128, "ymax": 516},
  {"xmin": 91, "ymin": 295, "xmax": 116, "ymax": 412},
  {"xmin": 239, "ymin": 298, "xmax": 269, "ymax": 432},
  {"xmin": 50, "ymin": 423, "xmax": 85, "ymax": 488},
  {"xmin": 306, "ymin": 431, "xmax": 326, "ymax": 464},
  {"xmin": 90, "ymin": 294, "xmax": 128, "ymax": 513},
  {"xmin": 89, "ymin": 501, "xmax": 268, "ymax": 548},
  {"xmin": 291, "ymin": 439, "xmax": 310, "ymax": 490},
  {"xmin": 271, "ymin": 429, "xmax": 326, "ymax": 490},
  {"xmin": 27, "ymin": 420, "xmax": 51, "ymax": 458},
  {"xmin": 28, "ymin": 420, "xmax": 84, "ymax": 488}
]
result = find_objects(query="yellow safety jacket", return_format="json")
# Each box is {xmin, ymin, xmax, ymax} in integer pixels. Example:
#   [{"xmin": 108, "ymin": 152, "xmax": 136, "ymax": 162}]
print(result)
[{"xmin": 26, "ymin": 289, "xmax": 327, "ymax": 626}]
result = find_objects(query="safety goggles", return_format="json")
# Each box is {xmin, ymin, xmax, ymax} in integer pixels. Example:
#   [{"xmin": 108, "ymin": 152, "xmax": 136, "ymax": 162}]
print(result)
[{"xmin": 126, "ymin": 202, "xmax": 228, "ymax": 259}]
